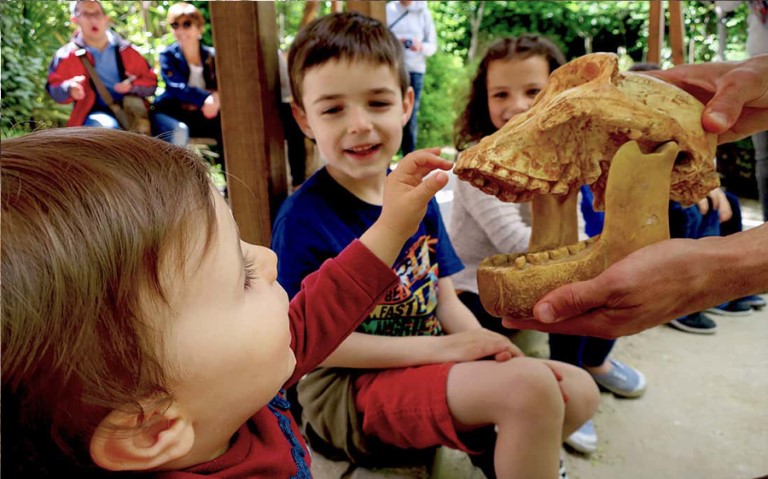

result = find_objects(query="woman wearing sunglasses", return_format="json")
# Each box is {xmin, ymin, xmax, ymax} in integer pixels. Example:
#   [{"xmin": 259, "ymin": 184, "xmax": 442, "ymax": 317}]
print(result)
[{"xmin": 153, "ymin": 2, "xmax": 221, "ymax": 151}]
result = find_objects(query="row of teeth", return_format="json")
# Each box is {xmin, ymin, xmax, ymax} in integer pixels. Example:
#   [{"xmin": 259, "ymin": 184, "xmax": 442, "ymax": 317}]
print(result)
[
  {"xmin": 465, "ymin": 169, "xmax": 571, "ymax": 199},
  {"xmin": 347, "ymin": 145, "xmax": 376, "ymax": 152},
  {"xmin": 486, "ymin": 236, "xmax": 600, "ymax": 269}
]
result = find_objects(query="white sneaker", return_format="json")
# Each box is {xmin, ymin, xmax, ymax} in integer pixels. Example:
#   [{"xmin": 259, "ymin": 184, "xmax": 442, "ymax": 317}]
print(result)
[{"xmin": 564, "ymin": 419, "xmax": 597, "ymax": 454}]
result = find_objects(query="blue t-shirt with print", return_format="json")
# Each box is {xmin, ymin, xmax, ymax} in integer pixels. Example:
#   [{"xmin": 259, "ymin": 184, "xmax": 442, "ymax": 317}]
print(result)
[{"xmin": 272, "ymin": 167, "xmax": 463, "ymax": 337}]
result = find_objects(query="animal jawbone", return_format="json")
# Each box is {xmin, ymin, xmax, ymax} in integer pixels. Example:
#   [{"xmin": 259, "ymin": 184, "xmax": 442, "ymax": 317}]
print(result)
[{"xmin": 477, "ymin": 141, "xmax": 680, "ymax": 319}]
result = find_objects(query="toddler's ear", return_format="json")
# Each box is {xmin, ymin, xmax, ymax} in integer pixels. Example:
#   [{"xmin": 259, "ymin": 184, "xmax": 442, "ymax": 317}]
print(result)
[
  {"xmin": 291, "ymin": 103, "xmax": 314, "ymax": 139},
  {"xmin": 90, "ymin": 402, "xmax": 194, "ymax": 471},
  {"xmin": 401, "ymin": 86, "xmax": 415, "ymax": 127}
]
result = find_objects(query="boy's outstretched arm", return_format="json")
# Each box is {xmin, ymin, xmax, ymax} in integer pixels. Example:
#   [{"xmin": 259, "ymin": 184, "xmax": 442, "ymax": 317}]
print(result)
[
  {"xmin": 286, "ymin": 150, "xmax": 452, "ymax": 382},
  {"xmin": 359, "ymin": 148, "xmax": 451, "ymax": 267}
]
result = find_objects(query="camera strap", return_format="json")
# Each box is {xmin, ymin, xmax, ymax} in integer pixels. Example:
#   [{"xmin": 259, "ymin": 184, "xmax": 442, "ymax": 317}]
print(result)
[
  {"xmin": 388, "ymin": 9, "xmax": 409, "ymax": 29},
  {"xmin": 75, "ymin": 48, "xmax": 132, "ymax": 130}
]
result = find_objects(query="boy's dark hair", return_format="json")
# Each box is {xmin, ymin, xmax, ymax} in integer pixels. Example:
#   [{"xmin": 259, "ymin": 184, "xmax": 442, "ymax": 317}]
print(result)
[
  {"xmin": 454, "ymin": 34, "xmax": 566, "ymax": 151},
  {"xmin": 288, "ymin": 12, "xmax": 409, "ymax": 109},
  {"xmin": 628, "ymin": 62, "xmax": 662, "ymax": 72}
]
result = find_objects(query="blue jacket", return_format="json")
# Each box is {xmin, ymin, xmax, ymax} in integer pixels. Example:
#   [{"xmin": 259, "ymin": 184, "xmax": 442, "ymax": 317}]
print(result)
[{"xmin": 154, "ymin": 42, "xmax": 216, "ymax": 109}]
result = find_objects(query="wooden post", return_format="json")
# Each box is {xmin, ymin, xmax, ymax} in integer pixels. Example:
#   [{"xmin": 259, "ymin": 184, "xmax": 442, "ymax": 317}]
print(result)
[
  {"xmin": 210, "ymin": 1, "xmax": 287, "ymax": 246},
  {"xmin": 346, "ymin": 0, "xmax": 387, "ymax": 24},
  {"xmin": 647, "ymin": 0, "xmax": 664, "ymax": 64},
  {"xmin": 668, "ymin": 0, "xmax": 685, "ymax": 64},
  {"xmin": 331, "ymin": 1, "xmax": 343, "ymax": 13},
  {"xmin": 301, "ymin": 1, "xmax": 319, "ymax": 27}
]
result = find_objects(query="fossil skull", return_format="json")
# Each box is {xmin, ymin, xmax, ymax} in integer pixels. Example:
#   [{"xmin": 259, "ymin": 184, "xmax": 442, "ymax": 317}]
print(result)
[{"xmin": 453, "ymin": 52, "xmax": 719, "ymax": 319}]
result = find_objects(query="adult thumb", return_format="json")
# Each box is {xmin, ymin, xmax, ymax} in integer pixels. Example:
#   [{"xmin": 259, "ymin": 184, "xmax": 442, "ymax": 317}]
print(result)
[
  {"xmin": 533, "ymin": 279, "xmax": 609, "ymax": 323},
  {"xmin": 701, "ymin": 66, "xmax": 763, "ymax": 134}
]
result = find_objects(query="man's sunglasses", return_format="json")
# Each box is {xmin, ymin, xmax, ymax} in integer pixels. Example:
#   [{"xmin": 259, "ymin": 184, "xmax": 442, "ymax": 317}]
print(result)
[{"xmin": 171, "ymin": 20, "xmax": 194, "ymax": 30}]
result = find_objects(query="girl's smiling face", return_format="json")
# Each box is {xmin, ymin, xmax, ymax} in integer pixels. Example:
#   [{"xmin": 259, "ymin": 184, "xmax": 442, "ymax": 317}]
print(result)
[{"xmin": 486, "ymin": 55, "xmax": 551, "ymax": 131}]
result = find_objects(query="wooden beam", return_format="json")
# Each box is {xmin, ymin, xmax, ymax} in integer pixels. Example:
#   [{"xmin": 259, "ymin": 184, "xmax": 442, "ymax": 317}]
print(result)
[
  {"xmin": 346, "ymin": 0, "xmax": 387, "ymax": 24},
  {"xmin": 668, "ymin": 0, "xmax": 685, "ymax": 64},
  {"xmin": 210, "ymin": 1, "xmax": 287, "ymax": 246},
  {"xmin": 647, "ymin": 0, "xmax": 663, "ymax": 64},
  {"xmin": 301, "ymin": 1, "xmax": 319, "ymax": 27},
  {"xmin": 331, "ymin": 1, "xmax": 343, "ymax": 13}
]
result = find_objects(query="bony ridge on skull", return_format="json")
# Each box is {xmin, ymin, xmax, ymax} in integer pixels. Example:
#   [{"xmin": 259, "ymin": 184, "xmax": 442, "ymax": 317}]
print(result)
[{"xmin": 453, "ymin": 52, "xmax": 718, "ymax": 320}]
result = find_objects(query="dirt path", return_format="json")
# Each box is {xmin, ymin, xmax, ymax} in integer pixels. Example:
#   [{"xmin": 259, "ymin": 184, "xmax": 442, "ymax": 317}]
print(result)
[{"xmin": 563, "ymin": 301, "xmax": 768, "ymax": 479}]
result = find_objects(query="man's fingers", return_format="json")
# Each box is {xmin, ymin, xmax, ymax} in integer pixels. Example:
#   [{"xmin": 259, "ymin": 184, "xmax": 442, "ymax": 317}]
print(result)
[
  {"xmin": 704, "ymin": 66, "xmax": 768, "ymax": 134},
  {"xmin": 716, "ymin": 108, "xmax": 768, "ymax": 144},
  {"xmin": 503, "ymin": 314, "xmax": 621, "ymax": 339},
  {"xmin": 533, "ymin": 278, "xmax": 610, "ymax": 324}
]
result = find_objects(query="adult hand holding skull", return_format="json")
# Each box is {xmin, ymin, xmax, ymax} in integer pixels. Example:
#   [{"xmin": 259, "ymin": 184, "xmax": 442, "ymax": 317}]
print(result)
[{"xmin": 458, "ymin": 53, "xmax": 768, "ymax": 338}]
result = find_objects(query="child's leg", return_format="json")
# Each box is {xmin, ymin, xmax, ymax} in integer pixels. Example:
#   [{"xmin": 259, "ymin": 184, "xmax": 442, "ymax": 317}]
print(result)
[
  {"xmin": 541, "ymin": 359, "xmax": 601, "ymax": 435},
  {"xmin": 446, "ymin": 358, "xmax": 599, "ymax": 479}
]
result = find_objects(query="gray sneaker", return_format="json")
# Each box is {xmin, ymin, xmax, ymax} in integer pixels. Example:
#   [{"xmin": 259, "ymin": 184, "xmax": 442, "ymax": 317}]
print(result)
[
  {"xmin": 589, "ymin": 358, "xmax": 647, "ymax": 398},
  {"xmin": 565, "ymin": 419, "xmax": 597, "ymax": 454},
  {"xmin": 669, "ymin": 312, "xmax": 718, "ymax": 334}
]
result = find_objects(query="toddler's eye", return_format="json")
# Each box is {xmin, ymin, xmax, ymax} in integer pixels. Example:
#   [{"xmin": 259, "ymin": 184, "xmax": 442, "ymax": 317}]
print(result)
[
  {"xmin": 370, "ymin": 101, "xmax": 392, "ymax": 108},
  {"xmin": 243, "ymin": 256, "xmax": 258, "ymax": 290},
  {"xmin": 493, "ymin": 92, "xmax": 508, "ymax": 99}
]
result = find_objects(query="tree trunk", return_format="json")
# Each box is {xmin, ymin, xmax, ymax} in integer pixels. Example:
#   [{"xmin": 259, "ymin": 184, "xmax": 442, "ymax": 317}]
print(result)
[{"xmin": 467, "ymin": 1, "xmax": 485, "ymax": 62}]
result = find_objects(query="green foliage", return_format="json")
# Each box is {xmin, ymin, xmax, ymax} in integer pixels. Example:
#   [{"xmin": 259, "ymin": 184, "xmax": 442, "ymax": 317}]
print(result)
[
  {"xmin": 0, "ymin": 0, "xmax": 217, "ymax": 138},
  {"xmin": 1, "ymin": 1, "xmax": 71, "ymax": 134},
  {"xmin": 1, "ymin": 0, "xmax": 752, "ymax": 147},
  {"xmin": 416, "ymin": 50, "xmax": 465, "ymax": 149}
]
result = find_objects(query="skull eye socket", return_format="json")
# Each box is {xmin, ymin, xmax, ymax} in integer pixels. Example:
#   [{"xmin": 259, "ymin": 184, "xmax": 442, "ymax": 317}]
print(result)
[{"xmin": 674, "ymin": 151, "xmax": 693, "ymax": 169}]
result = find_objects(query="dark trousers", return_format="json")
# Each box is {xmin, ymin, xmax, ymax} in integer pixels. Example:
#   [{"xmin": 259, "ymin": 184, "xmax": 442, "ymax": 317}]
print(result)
[
  {"xmin": 401, "ymin": 71, "xmax": 424, "ymax": 156},
  {"xmin": 752, "ymin": 130, "xmax": 768, "ymax": 221},
  {"xmin": 457, "ymin": 290, "xmax": 512, "ymax": 337},
  {"xmin": 548, "ymin": 334, "xmax": 616, "ymax": 368}
]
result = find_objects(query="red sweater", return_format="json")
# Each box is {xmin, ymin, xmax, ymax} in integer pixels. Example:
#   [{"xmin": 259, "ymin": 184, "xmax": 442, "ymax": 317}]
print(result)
[
  {"xmin": 156, "ymin": 240, "xmax": 397, "ymax": 478},
  {"xmin": 46, "ymin": 31, "xmax": 157, "ymax": 127}
]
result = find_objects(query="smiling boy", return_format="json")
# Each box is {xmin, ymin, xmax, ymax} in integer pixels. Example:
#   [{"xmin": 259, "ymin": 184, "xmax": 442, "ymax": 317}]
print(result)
[{"xmin": 272, "ymin": 12, "xmax": 600, "ymax": 479}]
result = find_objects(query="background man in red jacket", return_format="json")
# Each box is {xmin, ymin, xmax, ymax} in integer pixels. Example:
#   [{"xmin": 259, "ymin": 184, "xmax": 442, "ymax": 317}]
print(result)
[{"xmin": 46, "ymin": 0, "xmax": 184, "ymax": 143}]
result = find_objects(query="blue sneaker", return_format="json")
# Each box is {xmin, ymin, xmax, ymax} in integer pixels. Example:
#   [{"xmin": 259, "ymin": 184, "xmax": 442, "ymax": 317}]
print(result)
[
  {"xmin": 705, "ymin": 300, "xmax": 753, "ymax": 316},
  {"xmin": 731, "ymin": 294, "xmax": 767, "ymax": 310},
  {"xmin": 565, "ymin": 419, "xmax": 597, "ymax": 454},
  {"xmin": 589, "ymin": 358, "xmax": 647, "ymax": 398}
]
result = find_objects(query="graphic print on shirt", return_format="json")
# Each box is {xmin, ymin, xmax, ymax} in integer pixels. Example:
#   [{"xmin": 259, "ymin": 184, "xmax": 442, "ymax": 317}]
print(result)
[{"xmin": 360, "ymin": 236, "xmax": 444, "ymax": 336}]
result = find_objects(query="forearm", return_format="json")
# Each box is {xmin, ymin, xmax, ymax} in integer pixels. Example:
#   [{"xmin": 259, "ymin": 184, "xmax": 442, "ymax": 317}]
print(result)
[
  {"xmin": 359, "ymin": 220, "xmax": 410, "ymax": 267},
  {"xmin": 47, "ymin": 81, "xmax": 73, "ymax": 104},
  {"xmin": 436, "ymin": 277, "xmax": 482, "ymax": 334},
  {"xmin": 129, "ymin": 84, "xmax": 156, "ymax": 98},
  {"xmin": 320, "ymin": 332, "xmax": 447, "ymax": 368},
  {"xmin": 701, "ymin": 224, "xmax": 768, "ymax": 299}
]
